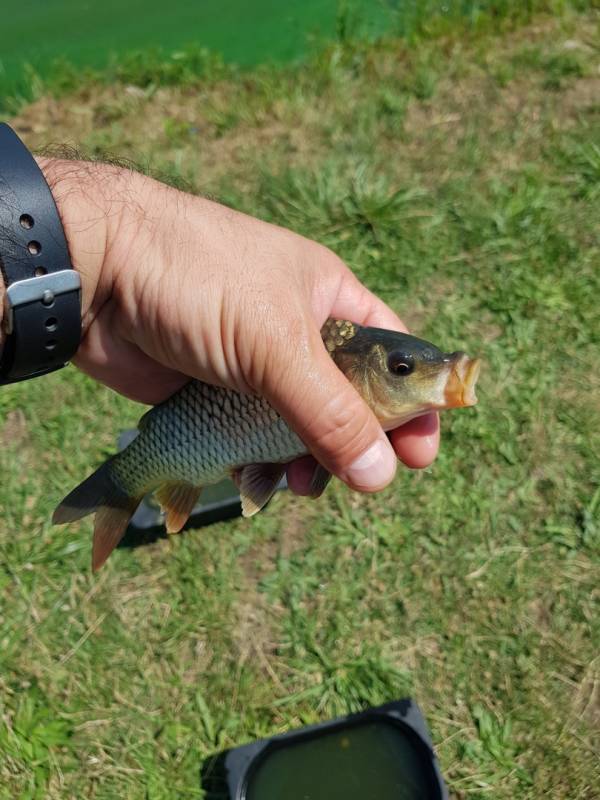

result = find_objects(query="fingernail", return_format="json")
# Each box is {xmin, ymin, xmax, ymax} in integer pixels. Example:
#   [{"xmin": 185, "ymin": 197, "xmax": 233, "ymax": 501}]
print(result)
[{"xmin": 345, "ymin": 437, "xmax": 396, "ymax": 491}]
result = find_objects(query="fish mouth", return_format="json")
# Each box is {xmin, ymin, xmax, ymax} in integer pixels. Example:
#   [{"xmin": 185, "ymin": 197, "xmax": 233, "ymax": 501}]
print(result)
[{"xmin": 444, "ymin": 354, "xmax": 481, "ymax": 408}]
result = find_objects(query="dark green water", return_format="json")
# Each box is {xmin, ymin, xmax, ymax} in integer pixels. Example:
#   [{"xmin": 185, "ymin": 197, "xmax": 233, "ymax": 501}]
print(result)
[
  {"xmin": 0, "ymin": 0, "xmax": 394, "ymax": 101},
  {"xmin": 245, "ymin": 721, "xmax": 434, "ymax": 800}
]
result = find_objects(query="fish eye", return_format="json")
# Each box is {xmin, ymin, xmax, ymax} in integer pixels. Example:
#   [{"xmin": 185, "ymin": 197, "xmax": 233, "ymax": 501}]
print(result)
[{"xmin": 387, "ymin": 352, "xmax": 414, "ymax": 376}]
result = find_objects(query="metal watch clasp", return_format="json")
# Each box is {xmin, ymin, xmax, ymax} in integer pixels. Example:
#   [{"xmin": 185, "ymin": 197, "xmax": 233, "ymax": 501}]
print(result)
[{"xmin": 3, "ymin": 270, "xmax": 81, "ymax": 335}]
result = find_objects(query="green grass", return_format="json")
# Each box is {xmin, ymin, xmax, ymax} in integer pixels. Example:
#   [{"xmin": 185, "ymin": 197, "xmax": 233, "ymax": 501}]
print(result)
[{"xmin": 2, "ymin": 6, "xmax": 600, "ymax": 799}]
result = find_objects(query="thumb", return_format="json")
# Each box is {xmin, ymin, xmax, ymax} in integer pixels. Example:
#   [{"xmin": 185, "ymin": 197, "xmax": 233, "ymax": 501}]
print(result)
[{"xmin": 265, "ymin": 328, "xmax": 397, "ymax": 492}]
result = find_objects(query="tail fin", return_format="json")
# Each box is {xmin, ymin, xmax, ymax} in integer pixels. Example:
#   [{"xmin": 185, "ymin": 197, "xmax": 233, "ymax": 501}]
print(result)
[{"xmin": 53, "ymin": 460, "xmax": 142, "ymax": 572}]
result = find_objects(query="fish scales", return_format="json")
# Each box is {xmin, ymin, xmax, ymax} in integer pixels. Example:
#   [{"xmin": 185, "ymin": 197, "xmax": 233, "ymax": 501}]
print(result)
[{"xmin": 111, "ymin": 380, "xmax": 305, "ymax": 497}]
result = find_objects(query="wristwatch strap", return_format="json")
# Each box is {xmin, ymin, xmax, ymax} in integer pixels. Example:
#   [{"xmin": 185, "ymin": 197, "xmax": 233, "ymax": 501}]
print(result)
[{"xmin": 0, "ymin": 123, "xmax": 81, "ymax": 384}]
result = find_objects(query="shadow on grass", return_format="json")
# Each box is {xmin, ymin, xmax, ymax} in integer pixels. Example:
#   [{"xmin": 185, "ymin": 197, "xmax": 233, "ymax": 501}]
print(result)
[
  {"xmin": 116, "ymin": 493, "xmax": 243, "ymax": 551},
  {"xmin": 200, "ymin": 751, "xmax": 231, "ymax": 800}
]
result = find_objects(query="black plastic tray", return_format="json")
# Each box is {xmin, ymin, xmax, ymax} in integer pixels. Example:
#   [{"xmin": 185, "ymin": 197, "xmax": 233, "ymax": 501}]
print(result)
[{"xmin": 201, "ymin": 699, "xmax": 447, "ymax": 800}]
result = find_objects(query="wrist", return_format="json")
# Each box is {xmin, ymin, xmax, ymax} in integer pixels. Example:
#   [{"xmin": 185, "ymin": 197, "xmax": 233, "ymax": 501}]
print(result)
[
  {"xmin": 0, "ymin": 157, "xmax": 105, "ymax": 356},
  {"xmin": 34, "ymin": 157, "xmax": 144, "ymax": 338}
]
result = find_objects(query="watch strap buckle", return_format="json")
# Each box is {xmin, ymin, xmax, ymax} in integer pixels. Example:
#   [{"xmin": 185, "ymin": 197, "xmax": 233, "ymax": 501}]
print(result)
[{"xmin": 4, "ymin": 270, "xmax": 81, "ymax": 335}]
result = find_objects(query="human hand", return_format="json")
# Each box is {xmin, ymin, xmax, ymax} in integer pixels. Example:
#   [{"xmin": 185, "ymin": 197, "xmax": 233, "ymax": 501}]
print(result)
[{"xmin": 33, "ymin": 158, "xmax": 439, "ymax": 495}]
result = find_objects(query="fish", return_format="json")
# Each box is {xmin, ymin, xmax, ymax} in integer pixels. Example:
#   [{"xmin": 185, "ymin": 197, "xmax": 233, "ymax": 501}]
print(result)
[{"xmin": 53, "ymin": 319, "xmax": 481, "ymax": 571}]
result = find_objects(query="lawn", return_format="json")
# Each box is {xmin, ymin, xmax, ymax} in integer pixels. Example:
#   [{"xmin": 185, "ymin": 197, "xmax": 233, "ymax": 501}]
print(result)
[{"xmin": 1, "ymin": 4, "xmax": 599, "ymax": 799}]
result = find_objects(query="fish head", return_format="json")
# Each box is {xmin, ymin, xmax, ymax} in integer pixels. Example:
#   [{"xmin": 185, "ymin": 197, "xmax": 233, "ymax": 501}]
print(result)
[{"xmin": 325, "ymin": 321, "xmax": 481, "ymax": 430}]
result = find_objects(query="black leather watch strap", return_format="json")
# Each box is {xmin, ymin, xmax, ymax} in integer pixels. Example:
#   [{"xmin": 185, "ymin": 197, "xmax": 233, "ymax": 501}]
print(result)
[{"xmin": 0, "ymin": 123, "xmax": 81, "ymax": 384}]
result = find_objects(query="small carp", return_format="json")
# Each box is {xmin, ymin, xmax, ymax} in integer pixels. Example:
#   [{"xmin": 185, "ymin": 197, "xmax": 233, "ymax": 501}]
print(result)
[{"xmin": 53, "ymin": 319, "xmax": 480, "ymax": 570}]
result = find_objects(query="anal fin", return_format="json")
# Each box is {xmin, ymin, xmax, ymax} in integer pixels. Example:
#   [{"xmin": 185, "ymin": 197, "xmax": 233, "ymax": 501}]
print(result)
[
  {"xmin": 237, "ymin": 463, "xmax": 285, "ymax": 517},
  {"xmin": 155, "ymin": 482, "xmax": 202, "ymax": 533}
]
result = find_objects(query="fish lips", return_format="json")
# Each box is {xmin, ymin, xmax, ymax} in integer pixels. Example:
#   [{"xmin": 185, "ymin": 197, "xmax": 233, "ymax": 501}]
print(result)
[{"xmin": 444, "ymin": 353, "xmax": 481, "ymax": 408}]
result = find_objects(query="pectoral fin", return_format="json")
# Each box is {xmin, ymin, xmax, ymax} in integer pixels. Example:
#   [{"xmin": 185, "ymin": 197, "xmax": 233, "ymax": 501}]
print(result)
[
  {"xmin": 155, "ymin": 482, "xmax": 202, "ymax": 533},
  {"xmin": 237, "ymin": 463, "xmax": 285, "ymax": 517}
]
